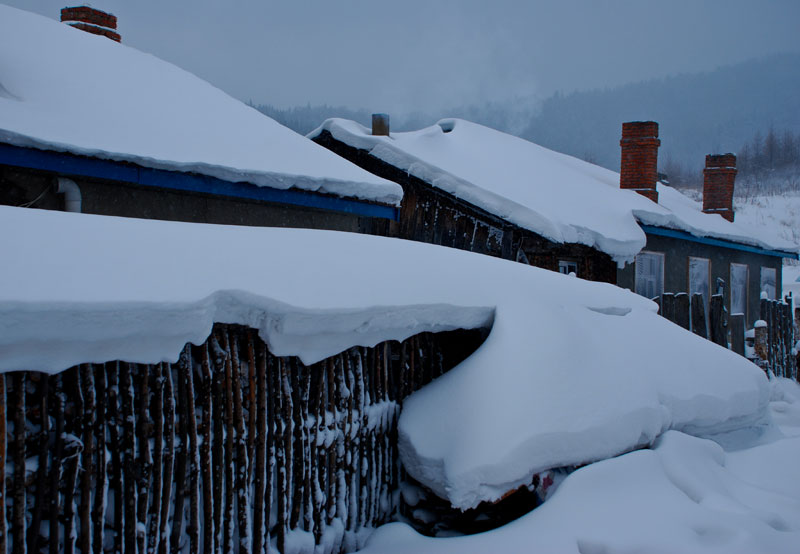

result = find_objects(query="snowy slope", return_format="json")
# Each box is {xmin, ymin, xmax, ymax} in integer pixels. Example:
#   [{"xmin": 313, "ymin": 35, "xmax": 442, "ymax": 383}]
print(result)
[
  {"xmin": 310, "ymin": 118, "xmax": 797, "ymax": 262},
  {"xmin": 0, "ymin": 206, "xmax": 769, "ymax": 510},
  {"xmin": 0, "ymin": 5, "xmax": 402, "ymax": 205},
  {"xmin": 359, "ymin": 378, "xmax": 800, "ymax": 554}
]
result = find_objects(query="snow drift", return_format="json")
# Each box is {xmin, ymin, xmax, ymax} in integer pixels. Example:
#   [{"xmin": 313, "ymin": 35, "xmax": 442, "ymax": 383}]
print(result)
[{"xmin": 0, "ymin": 205, "xmax": 770, "ymax": 510}]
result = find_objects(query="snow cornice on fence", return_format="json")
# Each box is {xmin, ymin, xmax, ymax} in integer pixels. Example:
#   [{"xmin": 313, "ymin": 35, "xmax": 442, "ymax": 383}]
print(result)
[{"xmin": 0, "ymin": 206, "xmax": 771, "ymax": 511}]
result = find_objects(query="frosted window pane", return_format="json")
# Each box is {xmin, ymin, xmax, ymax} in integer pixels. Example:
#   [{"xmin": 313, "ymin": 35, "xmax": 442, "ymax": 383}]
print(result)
[
  {"xmin": 635, "ymin": 252, "xmax": 664, "ymax": 299},
  {"xmin": 761, "ymin": 267, "xmax": 777, "ymax": 300},
  {"xmin": 688, "ymin": 258, "xmax": 710, "ymax": 309},
  {"xmin": 730, "ymin": 264, "xmax": 748, "ymax": 315}
]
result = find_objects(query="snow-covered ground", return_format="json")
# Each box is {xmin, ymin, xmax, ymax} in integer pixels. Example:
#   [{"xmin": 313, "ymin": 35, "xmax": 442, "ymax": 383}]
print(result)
[
  {"xmin": 0, "ymin": 205, "xmax": 770, "ymax": 514},
  {"xmin": 359, "ymin": 378, "xmax": 800, "ymax": 554}
]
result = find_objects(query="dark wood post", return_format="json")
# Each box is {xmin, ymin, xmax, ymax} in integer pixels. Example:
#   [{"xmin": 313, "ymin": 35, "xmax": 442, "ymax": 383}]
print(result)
[
  {"xmin": 730, "ymin": 314, "xmax": 745, "ymax": 356},
  {"xmin": 674, "ymin": 293, "xmax": 690, "ymax": 330},
  {"xmin": 661, "ymin": 293, "xmax": 675, "ymax": 323},
  {"xmin": 690, "ymin": 293, "xmax": 708, "ymax": 339},
  {"xmin": 709, "ymin": 294, "xmax": 727, "ymax": 347}
]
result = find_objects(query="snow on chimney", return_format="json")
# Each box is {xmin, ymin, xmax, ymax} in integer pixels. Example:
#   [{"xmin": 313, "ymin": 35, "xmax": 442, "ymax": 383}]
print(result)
[
  {"xmin": 702, "ymin": 153, "xmax": 737, "ymax": 222},
  {"xmin": 620, "ymin": 121, "xmax": 660, "ymax": 203},
  {"xmin": 61, "ymin": 6, "xmax": 120, "ymax": 42},
  {"xmin": 372, "ymin": 114, "xmax": 390, "ymax": 136}
]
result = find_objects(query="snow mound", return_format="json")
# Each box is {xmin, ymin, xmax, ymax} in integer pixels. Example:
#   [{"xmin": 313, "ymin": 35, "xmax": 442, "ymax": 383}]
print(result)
[
  {"xmin": 310, "ymin": 118, "xmax": 797, "ymax": 262},
  {"xmin": 0, "ymin": 205, "xmax": 769, "ymax": 510},
  {"xmin": 0, "ymin": 5, "xmax": 402, "ymax": 205},
  {"xmin": 360, "ymin": 424, "xmax": 800, "ymax": 553}
]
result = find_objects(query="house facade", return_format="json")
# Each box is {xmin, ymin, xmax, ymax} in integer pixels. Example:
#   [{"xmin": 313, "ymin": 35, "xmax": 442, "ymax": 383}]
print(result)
[{"xmin": 614, "ymin": 124, "xmax": 795, "ymax": 327}]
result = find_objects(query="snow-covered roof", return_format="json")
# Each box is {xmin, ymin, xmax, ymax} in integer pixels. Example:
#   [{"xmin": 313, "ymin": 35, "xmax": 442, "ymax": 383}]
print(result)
[
  {"xmin": 0, "ymin": 5, "xmax": 401, "ymax": 205},
  {"xmin": 0, "ymin": 205, "xmax": 769, "ymax": 510},
  {"xmin": 309, "ymin": 118, "xmax": 798, "ymax": 261}
]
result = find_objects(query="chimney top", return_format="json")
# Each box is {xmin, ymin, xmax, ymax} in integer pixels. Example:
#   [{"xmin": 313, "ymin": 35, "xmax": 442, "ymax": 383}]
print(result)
[
  {"xmin": 372, "ymin": 114, "xmax": 390, "ymax": 136},
  {"xmin": 61, "ymin": 6, "xmax": 120, "ymax": 42},
  {"xmin": 705, "ymin": 153, "xmax": 736, "ymax": 169},
  {"xmin": 702, "ymin": 153, "xmax": 737, "ymax": 222},
  {"xmin": 621, "ymin": 121, "xmax": 659, "ymax": 140},
  {"xmin": 619, "ymin": 121, "xmax": 661, "ymax": 203}
]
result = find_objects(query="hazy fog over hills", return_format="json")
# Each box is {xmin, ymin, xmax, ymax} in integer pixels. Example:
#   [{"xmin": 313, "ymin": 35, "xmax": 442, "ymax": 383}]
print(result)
[{"xmin": 259, "ymin": 53, "xmax": 800, "ymax": 180}]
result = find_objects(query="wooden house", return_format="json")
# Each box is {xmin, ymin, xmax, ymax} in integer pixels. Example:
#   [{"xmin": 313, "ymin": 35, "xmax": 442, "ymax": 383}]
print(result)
[
  {"xmin": 0, "ymin": 6, "xmax": 401, "ymax": 233},
  {"xmin": 310, "ymin": 116, "xmax": 631, "ymax": 283},
  {"xmin": 311, "ymin": 117, "xmax": 797, "ymax": 327}
]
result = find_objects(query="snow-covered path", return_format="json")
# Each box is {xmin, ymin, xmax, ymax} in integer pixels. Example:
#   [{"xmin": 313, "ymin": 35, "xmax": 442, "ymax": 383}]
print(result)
[{"xmin": 358, "ymin": 377, "xmax": 800, "ymax": 554}]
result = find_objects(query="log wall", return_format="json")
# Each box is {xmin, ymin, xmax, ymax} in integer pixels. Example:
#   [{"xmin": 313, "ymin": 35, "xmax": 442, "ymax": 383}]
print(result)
[
  {"xmin": 0, "ymin": 323, "xmax": 485, "ymax": 554},
  {"xmin": 313, "ymin": 130, "xmax": 618, "ymax": 284}
]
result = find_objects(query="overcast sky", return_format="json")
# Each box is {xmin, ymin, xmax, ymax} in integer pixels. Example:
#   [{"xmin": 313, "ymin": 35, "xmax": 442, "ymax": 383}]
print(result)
[{"xmin": 10, "ymin": 1, "xmax": 800, "ymax": 112}]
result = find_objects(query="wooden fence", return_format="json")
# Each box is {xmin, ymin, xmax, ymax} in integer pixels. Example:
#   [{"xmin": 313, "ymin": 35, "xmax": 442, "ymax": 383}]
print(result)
[
  {"xmin": 655, "ymin": 291, "xmax": 796, "ymax": 380},
  {"xmin": 0, "ymin": 323, "xmax": 484, "ymax": 554}
]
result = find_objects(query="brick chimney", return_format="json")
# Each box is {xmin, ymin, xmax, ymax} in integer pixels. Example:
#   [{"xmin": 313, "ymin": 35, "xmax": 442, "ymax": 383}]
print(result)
[
  {"xmin": 702, "ymin": 153, "xmax": 737, "ymax": 222},
  {"xmin": 372, "ymin": 114, "xmax": 390, "ymax": 136},
  {"xmin": 620, "ymin": 121, "xmax": 660, "ymax": 203},
  {"xmin": 61, "ymin": 6, "xmax": 120, "ymax": 42}
]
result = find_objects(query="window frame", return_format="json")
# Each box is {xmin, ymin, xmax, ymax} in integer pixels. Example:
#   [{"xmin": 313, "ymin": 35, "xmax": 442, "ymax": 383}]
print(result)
[
  {"xmin": 760, "ymin": 266, "xmax": 777, "ymax": 300},
  {"xmin": 558, "ymin": 259, "xmax": 579, "ymax": 276},
  {"xmin": 688, "ymin": 256, "xmax": 711, "ymax": 310},
  {"xmin": 730, "ymin": 263, "xmax": 749, "ymax": 317},
  {"xmin": 634, "ymin": 251, "xmax": 665, "ymax": 299}
]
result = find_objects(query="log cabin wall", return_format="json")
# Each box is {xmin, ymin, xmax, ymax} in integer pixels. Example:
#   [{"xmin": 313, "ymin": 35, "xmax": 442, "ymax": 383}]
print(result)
[
  {"xmin": 0, "ymin": 323, "xmax": 487, "ymax": 554},
  {"xmin": 314, "ymin": 131, "xmax": 617, "ymax": 284}
]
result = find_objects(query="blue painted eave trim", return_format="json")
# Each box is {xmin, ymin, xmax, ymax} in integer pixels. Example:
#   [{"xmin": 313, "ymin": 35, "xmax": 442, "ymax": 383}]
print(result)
[
  {"xmin": 0, "ymin": 142, "xmax": 399, "ymax": 221},
  {"xmin": 640, "ymin": 224, "xmax": 798, "ymax": 260}
]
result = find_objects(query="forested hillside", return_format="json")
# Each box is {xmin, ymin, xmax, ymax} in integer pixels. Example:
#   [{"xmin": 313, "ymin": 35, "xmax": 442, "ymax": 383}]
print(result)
[{"xmin": 256, "ymin": 53, "xmax": 800, "ymax": 181}]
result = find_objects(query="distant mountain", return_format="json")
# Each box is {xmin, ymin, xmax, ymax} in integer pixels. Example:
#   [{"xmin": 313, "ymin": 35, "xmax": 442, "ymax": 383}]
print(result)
[
  {"xmin": 255, "ymin": 53, "xmax": 800, "ymax": 180},
  {"xmin": 520, "ymin": 53, "xmax": 800, "ymax": 174}
]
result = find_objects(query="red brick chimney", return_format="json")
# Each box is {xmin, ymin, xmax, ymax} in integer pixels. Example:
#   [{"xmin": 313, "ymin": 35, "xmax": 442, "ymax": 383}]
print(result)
[
  {"xmin": 702, "ymin": 154, "xmax": 737, "ymax": 222},
  {"xmin": 620, "ymin": 121, "xmax": 660, "ymax": 203},
  {"xmin": 372, "ymin": 114, "xmax": 390, "ymax": 136},
  {"xmin": 61, "ymin": 6, "xmax": 120, "ymax": 42}
]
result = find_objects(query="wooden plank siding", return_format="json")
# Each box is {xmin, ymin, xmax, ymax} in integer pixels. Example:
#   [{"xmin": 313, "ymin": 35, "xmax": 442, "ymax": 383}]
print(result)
[{"xmin": 317, "ymin": 130, "xmax": 617, "ymax": 284}]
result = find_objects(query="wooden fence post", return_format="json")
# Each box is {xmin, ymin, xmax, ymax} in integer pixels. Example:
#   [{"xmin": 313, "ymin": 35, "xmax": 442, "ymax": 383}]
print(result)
[
  {"xmin": 674, "ymin": 293, "xmax": 690, "ymax": 330},
  {"xmin": 661, "ymin": 293, "xmax": 675, "ymax": 324},
  {"xmin": 754, "ymin": 320, "xmax": 769, "ymax": 371},
  {"xmin": 709, "ymin": 294, "xmax": 727, "ymax": 347},
  {"xmin": 730, "ymin": 314, "xmax": 745, "ymax": 356},
  {"xmin": 691, "ymin": 293, "xmax": 708, "ymax": 339}
]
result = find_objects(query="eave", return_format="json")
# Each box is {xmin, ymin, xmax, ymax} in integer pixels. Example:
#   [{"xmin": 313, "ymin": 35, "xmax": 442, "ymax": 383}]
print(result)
[
  {"xmin": 640, "ymin": 224, "xmax": 798, "ymax": 260},
  {"xmin": 0, "ymin": 142, "xmax": 399, "ymax": 221}
]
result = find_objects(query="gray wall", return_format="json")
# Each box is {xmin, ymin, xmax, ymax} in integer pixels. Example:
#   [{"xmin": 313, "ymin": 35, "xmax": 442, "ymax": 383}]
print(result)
[
  {"xmin": 1, "ymin": 164, "xmax": 365, "ymax": 232},
  {"xmin": 617, "ymin": 232, "xmax": 785, "ymax": 327}
]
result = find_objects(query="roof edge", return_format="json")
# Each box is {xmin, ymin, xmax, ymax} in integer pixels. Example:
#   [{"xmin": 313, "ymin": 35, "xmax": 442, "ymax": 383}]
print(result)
[
  {"xmin": 0, "ymin": 142, "xmax": 399, "ymax": 221},
  {"xmin": 640, "ymin": 225, "xmax": 799, "ymax": 259}
]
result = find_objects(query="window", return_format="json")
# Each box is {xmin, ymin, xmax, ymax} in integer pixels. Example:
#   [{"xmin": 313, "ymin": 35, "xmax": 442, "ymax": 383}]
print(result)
[
  {"xmin": 635, "ymin": 251, "xmax": 664, "ymax": 299},
  {"xmin": 761, "ymin": 267, "xmax": 777, "ymax": 299},
  {"xmin": 558, "ymin": 260, "xmax": 578, "ymax": 276},
  {"xmin": 730, "ymin": 263, "xmax": 748, "ymax": 316},
  {"xmin": 688, "ymin": 257, "xmax": 710, "ymax": 310}
]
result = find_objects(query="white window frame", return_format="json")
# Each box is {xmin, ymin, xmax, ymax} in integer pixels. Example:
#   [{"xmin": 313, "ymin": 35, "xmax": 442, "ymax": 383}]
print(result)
[
  {"xmin": 760, "ymin": 266, "xmax": 777, "ymax": 300},
  {"xmin": 634, "ymin": 251, "xmax": 665, "ymax": 299},
  {"xmin": 558, "ymin": 259, "xmax": 578, "ymax": 276},
  {"xmin": 688, "ymin": 257, "xmax": 711, "ymax": 310},
  {"xmin": 730, "ymin": 263, "xmax": 749, "ymax": 317}
]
